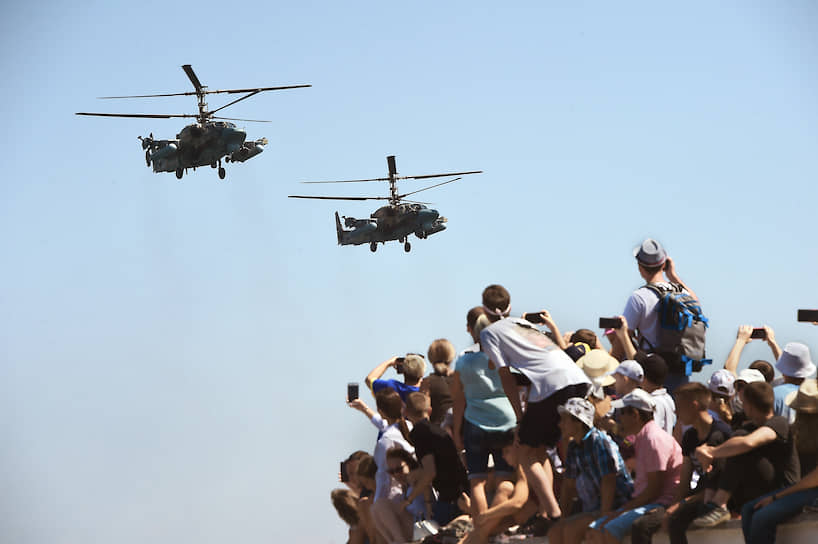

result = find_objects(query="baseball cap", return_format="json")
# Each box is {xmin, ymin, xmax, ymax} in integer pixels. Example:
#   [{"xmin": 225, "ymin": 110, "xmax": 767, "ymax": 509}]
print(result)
[
  {"xmin": 776, "ymin": 343, "xmax": 816, "ymax": 379},
  {"xmin": 611, "ymin": 360, "xmax": 644, "ymax": 382},
  {"xmin": 633, "ymin": 238, "xmax": 667, "ymax": 267},
  {"xmin": 611, "ymin": 388, "xmax": 656, "ymax": 412},
  {"xmin": 736, "ymin": 368, "xmax": 765, "ymax": 385},
  {"xmin": 558, "ymin": 397, "xmax": 596, "ymax": 429},
  {"xmin": 709, "ymin": 369, "xmax": 735, "ymax": 396}
]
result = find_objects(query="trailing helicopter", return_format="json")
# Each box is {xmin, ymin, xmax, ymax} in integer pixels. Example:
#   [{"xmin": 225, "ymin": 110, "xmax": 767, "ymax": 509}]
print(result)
[
  {"xmin": 76, "ymin": 65, "xmax": 310, "ymax": 180},
  {"xmin": 289, "ymin": 155, "xmax": 481, "ymax": 252}
]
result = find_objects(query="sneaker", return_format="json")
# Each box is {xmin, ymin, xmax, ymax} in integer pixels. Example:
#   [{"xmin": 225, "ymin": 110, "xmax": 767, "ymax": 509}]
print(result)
[{"xmin": 692, "ymin": 503, "xmax": 730, "ymax": 528}]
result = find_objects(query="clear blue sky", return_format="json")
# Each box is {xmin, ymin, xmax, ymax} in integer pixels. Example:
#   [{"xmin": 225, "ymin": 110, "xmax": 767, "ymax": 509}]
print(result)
[{"xmin": 1, "ymin": 2, "xmax": 817, "ymax": 543}]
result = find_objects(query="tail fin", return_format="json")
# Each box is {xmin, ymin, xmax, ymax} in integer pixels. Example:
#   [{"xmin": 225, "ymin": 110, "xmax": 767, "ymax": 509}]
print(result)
[{"xmin": 335, "ymin": 211, "xmax": 343, "ymax": 245}]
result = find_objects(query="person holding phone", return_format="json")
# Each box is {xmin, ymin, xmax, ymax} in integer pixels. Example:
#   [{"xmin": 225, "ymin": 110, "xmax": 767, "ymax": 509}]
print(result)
[{"xmin": 365, "ymin": 354, "xmax": 426, "ymax": 402}]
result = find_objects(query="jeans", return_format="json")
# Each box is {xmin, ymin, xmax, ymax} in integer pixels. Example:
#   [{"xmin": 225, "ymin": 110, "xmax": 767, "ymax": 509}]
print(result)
[{"xmin": 741, "ymin": 487, "xmax": 818, "ymax": 544}]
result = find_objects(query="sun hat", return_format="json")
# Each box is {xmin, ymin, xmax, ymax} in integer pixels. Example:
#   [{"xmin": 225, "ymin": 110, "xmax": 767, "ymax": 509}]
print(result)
[
  {"xmin": 611, "ymin": 388, "xmax": 656, "ymax": 412},
  {"xmin": 633, "ymin": 238, "xmax": 667, "ymax": 267},
  {"xmin": 709, "ymin": 369, "xmax": 735, "ymax": 396},
  {"xmin": 576, "ymin": 349, "xmax": 618, "ymax": 386},
  {"xmin": 785, "ymin": 379, "xmax": 818, "ymax": 413},
  {"xmin": 611, "ymin": 360, "xmax": 644, "ymax": 382},
  {"xmin": 736, "ymin": 368, "xmax": 765, "ymax": 385},
  {"xmin": 776, "ymin": 343, "xmax": 816, "ymax": 378},
  {"xmin": 558, "ymin": 397, "xmax": 596, "ymax": 429}
]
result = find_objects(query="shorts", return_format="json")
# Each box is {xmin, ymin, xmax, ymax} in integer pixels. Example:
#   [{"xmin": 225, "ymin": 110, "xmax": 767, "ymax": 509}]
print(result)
[
  {"xmin": 588, "ymin": 503, "xmax": 664, "ymax": 541},
  {"xmin": 462, "ymin": 419, "xmax": 514, "ymax": 479},
  {"xmin": 518, "ymin": 382, "xmax": 590, "ymax": 448}
]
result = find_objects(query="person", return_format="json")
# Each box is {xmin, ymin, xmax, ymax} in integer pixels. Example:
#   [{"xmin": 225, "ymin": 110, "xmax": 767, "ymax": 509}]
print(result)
[
  {"xmin": 636, "ymin": 352, "xmax": 676, "ymax": 435},
  {"xmin": 692, "ymin": 381, "xmax": 801, "ymax": 528},
  {"xmin": 575, "ymin": 349, "xmax": 619, "ymax": 433},
  {"xmin": 478, "ymin": 284, "xmax": 591, "ymax": 535},
  {"xmin": 740, "ymin": 379, "xmax": 818, "ymax": 543},
  {"xmin": 611, "ymin": 360, "xmax": 644, "ymax": 398},
  {"xmin": 353, "ymin": 454, "xmax": 383, "ymax": 544},
  {"xmin": 420, "ymin": 339, "xmax": 456, "ymax": 430},
  {"xmin": 450, "ymin": 310, "xmax": 517, "ymax": 524},
  {"xmin": 365, "ymin": 354, "xmax": 426, "ymax": 402},
  {"xmin": 707, "ymin": 369, "xmax": 735, "ymax": 426},
  {"xmin": 349, "ymin": 389, "xmax": 415, "ymax": 543},
  {"xmin": 331, "ymin": 488, "xmax": 368, "ymax": 544},
  {"xmin": 403, "ymin": 391, "xmax": 469, "ymax": 526},
  {"xmin": 621, "ymin": 238, "xmax": 700, "ymax": 392},
  {"xmin": 650, "ymin": 382, "xmax": 733, "ymax": 544},
  {"xmin": 773, "ymin": 342, "xmax": 816, "ymax": 423},
  {"xmin": 586, "ymin": 388, "xmax": 683, "ymax": 544},
  {"xmin": 547, "ymin": 398, "xmax": 634, "ymax": 544},
  {"xmin": 385, "ymin": 447, "xmax": 432, "ymax": 525}
]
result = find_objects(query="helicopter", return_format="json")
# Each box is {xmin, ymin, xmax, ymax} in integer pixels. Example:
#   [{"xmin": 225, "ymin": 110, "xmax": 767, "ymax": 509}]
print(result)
[
  {"xmin": 289, "ymin": 155, "xmax": 481, "ymax": 252},
  {"xmin": 76, "ymin": 65, "xmax": 310, "ymax": 180}
]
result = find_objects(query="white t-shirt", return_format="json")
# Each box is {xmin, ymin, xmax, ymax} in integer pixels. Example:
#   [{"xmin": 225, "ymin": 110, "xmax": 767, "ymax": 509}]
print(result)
[
  {"xmin": 651, "ymin": 388, "xmax": 677, "ymax": 436},
  {"xmin": 480, "ymin": 318, "xmax": 590, "ymax": 403}
]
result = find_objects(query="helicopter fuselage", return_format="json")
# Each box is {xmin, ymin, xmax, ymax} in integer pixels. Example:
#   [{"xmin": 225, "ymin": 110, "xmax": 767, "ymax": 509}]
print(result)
[{"xmin": 336, "ymin": 203, "xmax": 447, "ymax": 247}]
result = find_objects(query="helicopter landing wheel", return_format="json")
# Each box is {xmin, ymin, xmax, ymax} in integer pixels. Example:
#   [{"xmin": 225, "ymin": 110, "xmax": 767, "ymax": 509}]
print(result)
[
  {"xmin": 370, "ymin": 242, "xmax": 377, "ymax": 253},
  {"xmin": 175, "ymin": 168, "xmax": 183, "ymax": 179},
  {"xmin": 218, "ymin": 167, "xmax": 226, "ymax": 180},
  {"xmin": 211, "ymin": 161, "xmax": 218, "ymax": 169},
  {"xmin": 145, "ymin": 150, "xmax": 151, "ymax": 167},
  {"xmin": 404, "ymin": 241, "xmax": 411, "ymax": 253}
]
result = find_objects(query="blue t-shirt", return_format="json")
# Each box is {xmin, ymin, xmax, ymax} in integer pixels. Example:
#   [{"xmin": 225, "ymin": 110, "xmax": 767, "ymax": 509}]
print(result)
[
  {"xmin": 455, "ymin": 348, "xmax": 516, "ymax": 432},
  {"xmin": 372, "ymin": 379, "xmax": 419, "ymax": 402},
  {"xmin": 773, "ymin": 383, "xmax": 799, "ymax": 424}
]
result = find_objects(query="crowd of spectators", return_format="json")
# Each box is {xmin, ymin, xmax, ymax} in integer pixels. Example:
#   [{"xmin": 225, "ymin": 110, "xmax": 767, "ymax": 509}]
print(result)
[{"xmin": 331, "ymin": 239, "xmax": 818, "ymax": 544}]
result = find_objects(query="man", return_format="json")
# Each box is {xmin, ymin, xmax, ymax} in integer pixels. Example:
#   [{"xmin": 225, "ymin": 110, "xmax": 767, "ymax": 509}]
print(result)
[
  {"xmin": 478, "ymin": 284, "xmax": 591, "ymax": 535},
  {"xmin": 692, "ymin": 381, "xmax": 801, "ymax": 528},
  {"xmin": 773, "ymin": 342, "xmax": 815, "ymax": 423},
  {"xmin": 365, "ymin": 353, "xmax": 426, "ymax": 402},
  {"xmin": 587, "ymin": 389, "xmax": 683, "ymax": 544},
  {"xmin": 636, "ymin": 352, "xmax": 676, "ymax": 435},
  {"xmin": 547, "ymin": 398, "xmax": 633, "ymax": 544},
  {"xmin": 403, "ymin": 391, "xmax": 469, "ymax": 526},
  {"xmin": 621, "ymin": 238, "xmax": 699, "ymax": 391},
  {"xmin": 611, "ymin": 360, "xmax": 644, "ymax": 398}
]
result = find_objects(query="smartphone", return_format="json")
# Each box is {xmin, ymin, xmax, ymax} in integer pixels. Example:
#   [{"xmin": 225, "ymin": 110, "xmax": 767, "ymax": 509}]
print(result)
[
  {"xmin": 340, "ymin": 460, "xmax": 349, "ymax": 483},
  {"xmin": 395, "ymin": 357, "xmax": 405, "ymax": 374},
  {"xmin": 599, "ymin": 317, "xmax": 623, "ymax": 329},
  {"xmin": 524, "ymin": 312, "xmax": 546, "ymax": 324},
  {"xmin": 347, "ymin": 382, "xmax": 359, "ymax": 402},
  {"xmin": 797, "ymin": 309, "xmax": 818, "ymax": 322},
  {"xmin": 750, "ymin": 328, "xmax": 767, "ymax": 340}
]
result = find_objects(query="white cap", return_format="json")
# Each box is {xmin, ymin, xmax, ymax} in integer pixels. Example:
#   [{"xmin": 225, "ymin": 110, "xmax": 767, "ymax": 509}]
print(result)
[
  {"xmin": 736, "ymin": 368, "xmax": 765, "ymax": 385},
  {"xmin": 611, "ymin": 388, "xmax": 656, "ymax": 412},
  {"xmin": 611, "ymin": 360, "xmax": 644, "ymax": 382},
  {"xmin": 709, "ymin": 369, "xmax": 735, "ymax": 396},
  {"xmin": 558, "ymin": 397, "xmax": 596, "ymax": 429}
]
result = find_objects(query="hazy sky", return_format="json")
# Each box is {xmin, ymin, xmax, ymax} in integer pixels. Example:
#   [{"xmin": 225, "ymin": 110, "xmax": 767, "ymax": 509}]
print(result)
[{"xmin": 2, "ymin": 2, "xmax": 817, "ymax": 543}]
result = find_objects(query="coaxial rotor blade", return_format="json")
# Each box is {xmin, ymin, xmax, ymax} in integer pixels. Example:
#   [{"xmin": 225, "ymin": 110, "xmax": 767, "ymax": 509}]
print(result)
[
  {"xmin": 300, "ymin": 177, "xmax": 391, "ymax": 184},
  {"xmin": 398, "ymin": 177, "xmax": 462, "ymax": 199},
  {"xmin": 288, "ymin": 195, "xmax": 389, "ymax": 201},
  {"xmin": 182, "ymin": 64, "xmax": 204, "ymax": 93},
  {"xmin": 212, "ymin": 116, "xmax": 272, "ymax": 123},
  {"xmin": 387, "ymin": 155, "xmax": 397, "ymax": 176},
  {"xmin": 209, "ymin": 91, "xmax": 261, "ymax": 115},
  {"xmin": 98, "ymin": 92, "xmax": 198, "ymax": 99},
  {"xmin": 397, "ymin": 170, "xmax": 482, "ymax": 180},
  {"xmin": 76, "ymin": 112, "xmax": 196, "ymax": 119},
  {"xmin": 207, "ymin": 84, "xmax": 312, "ymax": 94}
]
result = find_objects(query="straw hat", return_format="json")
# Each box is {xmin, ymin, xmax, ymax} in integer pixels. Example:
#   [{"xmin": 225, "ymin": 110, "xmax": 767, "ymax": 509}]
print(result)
[
  {"xmin": 576, "ymin": 349, "xmax": 618, "ymax": 387},
  {"xmin": 785, "ymin": 379, "xmax": 818, "ymax": 414}
]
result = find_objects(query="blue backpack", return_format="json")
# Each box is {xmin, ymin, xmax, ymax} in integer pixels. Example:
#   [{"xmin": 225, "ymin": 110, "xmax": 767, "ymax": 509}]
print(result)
[{"xmin": 641, "ymin": 283, "xmax": 711, "ymax": 375}]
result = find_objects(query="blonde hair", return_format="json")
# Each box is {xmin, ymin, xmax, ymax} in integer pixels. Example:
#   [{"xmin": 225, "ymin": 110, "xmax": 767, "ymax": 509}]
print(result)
[{"xmin": 428, "ymin": 338, "xmax": 456, "ymax": 375}]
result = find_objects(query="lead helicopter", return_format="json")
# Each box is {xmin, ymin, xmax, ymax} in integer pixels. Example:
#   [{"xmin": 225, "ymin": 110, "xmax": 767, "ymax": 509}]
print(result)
[
  {"xmin": 289, "ymin": 155, "xmax": 482, "ymax": 252},
  {"xmin": 76, "ymin": 65, "xmax": 310, "ymax": 180}
]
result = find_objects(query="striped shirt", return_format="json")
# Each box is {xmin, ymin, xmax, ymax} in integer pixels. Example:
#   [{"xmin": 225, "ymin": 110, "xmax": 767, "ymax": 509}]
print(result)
[{"xmin": 564, "ymin": 427, "xmax": 634, "ymax": 512}]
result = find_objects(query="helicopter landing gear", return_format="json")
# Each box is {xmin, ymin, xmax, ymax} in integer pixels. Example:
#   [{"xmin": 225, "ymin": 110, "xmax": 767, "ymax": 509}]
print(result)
[
  {"xmin": 175, "ymin": 168, "xmax": 183, "ymax": 179},
  {"xmin": 370, "ymin": 242, "xmax": 377, "ymax": 253},
  {"xmin": 218, "ymin": 167, "xmax": 226, "ymax": 180},
  {"xmin": 145, "ymin": 150, "xmax": 151, "ymax": 167},
  {"xmin": 211, "ymin": 161, "xmax": 218, "ymax": 169},
  {"xmin": 404, "ymin": 241, "xmax": 411, "ymax": 253}
]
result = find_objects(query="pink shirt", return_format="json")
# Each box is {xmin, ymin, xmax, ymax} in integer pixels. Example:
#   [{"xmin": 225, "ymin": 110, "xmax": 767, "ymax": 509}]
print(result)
[{"xmin": 633, "ymin": 419, "xmax": 683, "ymax": 506}]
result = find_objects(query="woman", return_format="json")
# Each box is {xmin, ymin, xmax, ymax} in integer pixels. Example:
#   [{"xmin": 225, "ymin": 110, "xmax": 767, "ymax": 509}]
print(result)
[
  {"xmin": 386, "ymin": 446, "xmax": 433, "ymax": 523},
  {"xmin": 741, "ymin": 379, "xmax": 818, "ymax": 544}
]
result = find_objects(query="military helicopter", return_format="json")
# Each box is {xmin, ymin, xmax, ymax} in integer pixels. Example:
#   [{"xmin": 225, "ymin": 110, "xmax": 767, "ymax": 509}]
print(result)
[
  {"xmin": 76, "ymin": 65, "xmax": 310, "ymax": 180},
  {"xmin": 289, "ymin": 155, "xmax": 481, "ymax": 252}
]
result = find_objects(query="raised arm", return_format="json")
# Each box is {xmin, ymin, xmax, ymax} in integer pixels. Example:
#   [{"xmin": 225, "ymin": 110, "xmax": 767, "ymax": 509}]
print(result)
[
  {"xmin": 614, "ymin": 315, "xmax": 637, "ymax": 360},
  {"xmin": 365, "ymin": 356, "xmax": 398, "ymax": 391},
  {"xmin": 540, "ymin": 310, "xmax": 568, "ymax": 350},
  {"xmin": 664, "ymin": 256, "xmax": 699, "ymax": 302},
  {"xmin": 764, "ymin": 325, "xmax": 782, "ymax": 361},
  {"xmin": 724, "ymin": 325, "xmax": 753, "ymax": 376}
]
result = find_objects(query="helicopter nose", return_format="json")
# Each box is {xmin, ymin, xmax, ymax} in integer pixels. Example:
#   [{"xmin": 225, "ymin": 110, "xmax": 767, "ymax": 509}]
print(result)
[{"xmin": 418, "ymin": 208, "xmax": 439, "ymax": 224}]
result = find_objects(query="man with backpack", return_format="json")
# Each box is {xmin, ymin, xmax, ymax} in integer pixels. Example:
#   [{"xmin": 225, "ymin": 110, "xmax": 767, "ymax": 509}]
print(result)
[{"xmin": 621, "ymin": 239, "xmax": 707, "ymax": 393}]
